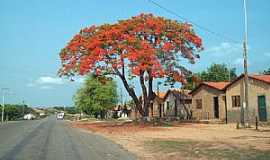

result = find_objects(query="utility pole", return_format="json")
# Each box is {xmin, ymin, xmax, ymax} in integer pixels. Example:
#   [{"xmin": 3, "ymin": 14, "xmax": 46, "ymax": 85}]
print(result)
[
  {"xmin": 22, "ymin": 100, "xmax": 25, "ymax": 116},
  {"xmin": 241, "ymin": 0, "xmax": 249, "ymax": 127},
  {"xmin": 1, "ymin": 88, "xmax": 9, "ymax": 124}
]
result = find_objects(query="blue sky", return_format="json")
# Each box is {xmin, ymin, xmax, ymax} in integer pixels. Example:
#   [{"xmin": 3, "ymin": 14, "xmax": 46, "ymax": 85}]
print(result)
[{"xmin": 0, "ymin": 0, "xmax": 269, "ymax": 107}]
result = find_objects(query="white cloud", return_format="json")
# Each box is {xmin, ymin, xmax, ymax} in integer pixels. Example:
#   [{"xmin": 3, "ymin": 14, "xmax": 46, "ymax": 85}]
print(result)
[
  {"xmin": 27, "ymin": 76, "xmax": 85, "ymax": 89},
  {"xmin": 36, "ymin": 76, "xmax": 64, "ymax": 85},
  {"xmin": 40, "ymin": 86, "xmax": 53, "ymax": 90},
  {"xmin": 204, "ymin": 42, "xmax": 242, "ymax": 57},
  {"xmin": 27, "ymin": 76, "xmax": 64, "ymax": 90}
]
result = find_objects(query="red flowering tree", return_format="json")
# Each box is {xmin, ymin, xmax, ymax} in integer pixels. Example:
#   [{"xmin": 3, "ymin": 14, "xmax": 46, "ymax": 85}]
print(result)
[{"xmin": 58, "ymin": 13, "xmax": 203, "ymax": 118}]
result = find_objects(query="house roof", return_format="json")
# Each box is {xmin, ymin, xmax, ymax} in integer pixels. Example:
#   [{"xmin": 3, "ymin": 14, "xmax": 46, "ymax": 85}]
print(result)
[
  {"xmin": 163, "ymin": 88, "xmax": 192, "ymax": 100},
  {"xmin": 224, "ymin": 74, "xmax": 270, "ymax": 89},
  {"xmin": 203, "ymin": 82, "xmax": 230, "ymax": 90},
  {"xmin": 190, "ymin": 81, "xmax": 229, "ymax": 95},
  {"xmin": 155, "ymin": 92, "xmax": 166, "ymax": 99},
  {"xmin": 190, "ymin": 74, "xmax": 270, "ymax": 95},
  {"xmin": 250, "ymin": 75, "xmax": 270, "ymax": 84}
]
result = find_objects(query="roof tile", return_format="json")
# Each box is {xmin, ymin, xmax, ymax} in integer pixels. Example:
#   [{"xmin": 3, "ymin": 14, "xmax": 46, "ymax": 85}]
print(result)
[{"xmin": 203, "ymin": 82, "xmax": 230, "ymax": 90}]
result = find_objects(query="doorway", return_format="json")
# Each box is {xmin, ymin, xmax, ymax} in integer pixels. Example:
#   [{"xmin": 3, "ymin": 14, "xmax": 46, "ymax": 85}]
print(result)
[
  {"xmin": 213, "ymin": 97, "xmax": 219, "ymax": 119},
  {"xmin": 258, "ymin": 95, "xmax": 267, "ymax": 121},
  {"xmin": 159, "ymin": 104, "xmax": 162, "ymax": 118}
]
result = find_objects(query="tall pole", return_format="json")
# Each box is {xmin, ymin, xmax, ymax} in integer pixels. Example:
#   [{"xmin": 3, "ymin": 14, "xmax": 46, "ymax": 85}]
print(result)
[
  {"xmin": 22, "ymin": 100, "xmax": 25, "ymax": 116},
  {"xmin": 1, "ymin": 92, "xmax": 4, "ymax": 123},
  {"xmin": 1, "ymin": 88, "xmax": 9, "ymax": 124},
  {"xmin": 242, "ymin": 0, "xmax": 249, "ymax": 127}
]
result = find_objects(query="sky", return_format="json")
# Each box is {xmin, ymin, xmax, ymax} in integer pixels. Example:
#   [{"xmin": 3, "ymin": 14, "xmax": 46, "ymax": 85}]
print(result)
[{"xmin": 0, "ymin": 0, "xmax": 269, "ymax": 107}]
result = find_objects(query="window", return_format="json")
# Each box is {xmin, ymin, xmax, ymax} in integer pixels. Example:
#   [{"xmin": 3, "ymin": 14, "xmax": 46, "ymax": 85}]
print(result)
[
  {"xmin": 232, "ymin": 95, "xmax": 241, "ymax": 107},
  {"xmin": 196, "ymin": 99, "xmax": 202, "ymax": 109}
]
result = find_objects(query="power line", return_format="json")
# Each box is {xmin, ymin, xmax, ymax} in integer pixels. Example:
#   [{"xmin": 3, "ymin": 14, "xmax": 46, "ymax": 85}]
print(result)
[{"xmin": 147, "ymin": 0, "xmax": 240, "ymax": 44}]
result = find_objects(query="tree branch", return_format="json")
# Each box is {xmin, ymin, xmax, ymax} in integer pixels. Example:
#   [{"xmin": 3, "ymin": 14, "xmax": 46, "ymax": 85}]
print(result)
[{"xmin": 114, "ymin": 68, "xmax": 144, "ymax": 116}]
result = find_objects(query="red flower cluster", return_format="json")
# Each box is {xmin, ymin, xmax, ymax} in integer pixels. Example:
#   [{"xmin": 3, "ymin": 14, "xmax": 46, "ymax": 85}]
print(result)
[{"xmin": 59, "ymin": 13, "xmax": 203, "ymax": 82}]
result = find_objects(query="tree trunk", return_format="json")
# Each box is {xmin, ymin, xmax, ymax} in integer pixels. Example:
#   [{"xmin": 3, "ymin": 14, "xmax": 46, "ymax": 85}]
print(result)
[
  {"xmin": 139, "ymin": 71, "xmax": 149, "ymax": 119},
  {"xmin": 117, "ymin": 72, "xmax": 144, "ymax": 116},
  {"xmin": 116, "ymin": 68, "xmax": 155, "ymax": 120}
]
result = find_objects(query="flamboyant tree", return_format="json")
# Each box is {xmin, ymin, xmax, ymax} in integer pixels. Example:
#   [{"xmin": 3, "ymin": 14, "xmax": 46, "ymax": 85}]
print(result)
[{"xmin": 58, "ymin": 13, "xmax": 203, "ymax": 118}]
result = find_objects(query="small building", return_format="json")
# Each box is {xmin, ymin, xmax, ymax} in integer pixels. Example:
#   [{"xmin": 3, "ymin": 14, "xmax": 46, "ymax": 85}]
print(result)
[
  {"xmin": 163, "ymin": 89, "xmax": 192, "ymax": 119},
  {"xmin": 130, "ymin": 89, "xmax": 192, "ymax": 120},
  {"xmin": 190, "ymin": 82, "xmax": 229, "ymax": 121},
  {"xmin": 150, "ymin": 92, "xmax": 166, "ymax": 118},
  {"xmin": 225, "ymin": 74, "xmax": 270, "ymax": 122}
]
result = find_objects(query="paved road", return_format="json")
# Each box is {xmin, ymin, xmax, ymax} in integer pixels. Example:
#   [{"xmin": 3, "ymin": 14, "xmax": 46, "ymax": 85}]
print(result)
[{"xmin": 0, "ymin": 116, "xmax": 136, "ymax": 160}]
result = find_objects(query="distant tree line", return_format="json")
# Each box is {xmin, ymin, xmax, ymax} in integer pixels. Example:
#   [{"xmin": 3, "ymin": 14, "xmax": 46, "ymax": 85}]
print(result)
[
  {"xmin": 53, "ymin": 106, "xmax": 79, "ymax": 114},
  {"xmin": 0, "ymin": 104, "xmax": 34, "ymax": 121},
  {"xmin": 184, "ymin": 63, "xmax": 237, "ymax": 90},
  {"xmin": 184, "ymin": 64, "xmax": 270, "ymax": 90},
  {"xmin": 263, "ymin": 68, "xmax": 270, "ymax": 75}
]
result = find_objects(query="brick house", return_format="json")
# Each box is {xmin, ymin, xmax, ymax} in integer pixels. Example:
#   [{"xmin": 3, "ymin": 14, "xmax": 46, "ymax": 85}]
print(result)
[
  {"xmin": 130, "ymin": 89, "xmax": 192, "ymax": 120},
  {"xmin": 190, "ymin": 74, "xmax": 270, "ymax": 123},
  {"xmin": 129, "ymin": 92, "xmax": 166, "ymax": 120},
  {"xmin": 225, "ymin": 74, "xmax": 270, "ymax": 122},
  {"xmin": 150, "ymin": 92, "xmax": 166, "ymax": 118},
  {"xmin": 163, "ymin": 89, "xmax": 192, "ymax": 119},
  {"xmin": 190, "ymin": 82, "xmax": 229, "ymax": 121}
]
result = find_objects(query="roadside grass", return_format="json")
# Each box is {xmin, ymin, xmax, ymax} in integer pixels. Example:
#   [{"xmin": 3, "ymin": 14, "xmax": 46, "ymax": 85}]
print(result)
[{"xmin": 145, "ymin": 139, "xmax": 270, "ymax": 160}]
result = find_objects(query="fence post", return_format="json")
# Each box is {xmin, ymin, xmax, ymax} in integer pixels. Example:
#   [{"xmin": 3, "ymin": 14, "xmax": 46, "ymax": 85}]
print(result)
[{"xmin": 255, "ymin": 116, "xmax": 258, "ymax": 130}]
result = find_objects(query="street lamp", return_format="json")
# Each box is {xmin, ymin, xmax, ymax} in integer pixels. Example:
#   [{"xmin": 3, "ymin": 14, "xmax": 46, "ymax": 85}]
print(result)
[{"xmin": 1, "ymin": 88, "xmax": 9, "ymax": 124}]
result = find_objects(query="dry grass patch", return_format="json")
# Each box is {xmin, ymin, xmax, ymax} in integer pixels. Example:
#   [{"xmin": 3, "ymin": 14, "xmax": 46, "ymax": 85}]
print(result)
[
  {"xmin": 72, "ymin": 121, "xmax": 270, "ymax": 160},
  {"xmin": 145, "ymin": 139, "xmax": 270, "ymax": 160}
]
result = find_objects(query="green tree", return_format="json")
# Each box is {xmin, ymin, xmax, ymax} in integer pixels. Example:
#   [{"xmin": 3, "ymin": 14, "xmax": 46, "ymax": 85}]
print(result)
[
  {"xmin": 58, "ymin": 14, "xmax": 203, "ymax": 118},
  {"xmin": 65, "ymin": 107, "xmax": 79, "ymax": 114},
  {"xmin": 184, "ymin": 63, "xmax": 237, "ymax": 90},
  {"xmin": 73, "ymin": 75, "xmax": 118, "ymax": 119},
  {"xmin": 263, "ymin": 68, "xmax": 270, "ymax": 75},
  {"xmin": 0, "ymin": 104, "xmax": 33, "ymax": 121}
]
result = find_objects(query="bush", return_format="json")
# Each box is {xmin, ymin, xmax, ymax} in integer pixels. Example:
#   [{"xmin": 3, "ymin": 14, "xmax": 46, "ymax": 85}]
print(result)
[{"xmin": 0, "ymin": 104, "xmax": 34, "ymax": 121}]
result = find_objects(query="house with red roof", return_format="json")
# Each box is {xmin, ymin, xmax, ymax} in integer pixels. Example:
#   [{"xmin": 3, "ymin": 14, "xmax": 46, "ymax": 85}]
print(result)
[
  {"xmin": 225, "ymin": 74, "xmax": 270, "ymax": 122},
  {"xmin": 190, "ymin": 82, "xmax": 229, "ymax": 121},
  {"xmin": 130, "ymin": 89, "xmax": 192, "ymax": 120},
  {"xmin": 162, "ymin": 89, "xmax": 192, "ymax": 119},
  {"xmin": 149, "ymin": 91, "xmax": 166, "ymax": 118},
  {"xmin": 190, "ymin": 74, "xmax": 270, "ymax": 123},
  {"xmin": 147, "ymin": 89, "xmax": 192, "ymax": 119}
]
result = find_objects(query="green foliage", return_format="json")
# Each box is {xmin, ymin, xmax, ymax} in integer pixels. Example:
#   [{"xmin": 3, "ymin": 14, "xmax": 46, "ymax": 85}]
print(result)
[
  {"xmin": 198, "ymin": 63, "xmax": 237, "ymax": 82},
  {"xmin": 126, "ymin": 99, "xmax": 135, "ymax": 109},
  {"xmin": 73, "ymin": 74, "xmax": 118, "ymax": 117},
  {"xmin": 184, "ymin": 63, "xmax": 237, "ymax": 90},
  {"xmin": 263, "ymin": 68, "xmax": 270, "ymax": 75},
  {"xmin": 52, "ymin": 106, "xmax": 79, "ymax": 114},
  {"xmin": 65, "ymin": 107, "xmax": 79, "ymax": 114},
  {"xmin": 53, "ymin": 106, "xmax": 65, "ymax": 111},
  {"xmin": 0, "ymin": 104, "xmax": 33, "ymax": 121}
]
